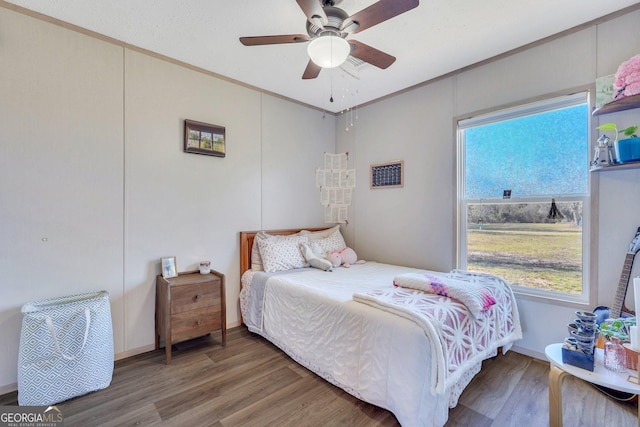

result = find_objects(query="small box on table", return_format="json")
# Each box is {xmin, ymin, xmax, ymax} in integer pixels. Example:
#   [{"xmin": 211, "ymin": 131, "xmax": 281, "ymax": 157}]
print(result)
[{"xmin": 561, "ymin": 347, "xmax": 594, "ymax": 372}]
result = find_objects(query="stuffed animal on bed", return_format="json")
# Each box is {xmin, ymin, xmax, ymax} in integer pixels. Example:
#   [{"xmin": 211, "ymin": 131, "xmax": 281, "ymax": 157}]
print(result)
[
  {"xmin": 300, "ymin": 242, "xmax": 333, "ymax": 272},
  {"xmin": 326, "ymin": 247, "xmax": 358, "ymax": 268}
]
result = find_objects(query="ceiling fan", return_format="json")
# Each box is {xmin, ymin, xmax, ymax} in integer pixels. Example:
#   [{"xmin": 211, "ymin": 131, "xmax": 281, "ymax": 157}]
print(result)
[{"xmin": 239, "ymin": 0, "xmax": 419, "ymax": 80}]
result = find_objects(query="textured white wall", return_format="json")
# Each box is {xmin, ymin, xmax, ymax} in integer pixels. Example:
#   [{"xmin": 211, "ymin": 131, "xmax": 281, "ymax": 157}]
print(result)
[
  {"xmin": 0, "ymin": 6, "xmax": 335, "ymax": 390},
  {"xmin": 260, "ymin": 95, "xmax": 334, "ymax": 229},
  {"xmin": 0, "ymin": 8, "xmax": 125, "ymax": 390},
  {"xmin": 337, "ymin": 78, "xmax": 456, "ymax": 272},
  {"xmin": 122, "ymin": 50, "xmax": 264, "ymax": 350}
]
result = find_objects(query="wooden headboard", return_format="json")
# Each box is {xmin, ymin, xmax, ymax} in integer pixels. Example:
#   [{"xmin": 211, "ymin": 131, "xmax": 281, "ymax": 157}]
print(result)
[{"xmin": 239, "ymin": 227, "xmax": 331, "ymax": 284}]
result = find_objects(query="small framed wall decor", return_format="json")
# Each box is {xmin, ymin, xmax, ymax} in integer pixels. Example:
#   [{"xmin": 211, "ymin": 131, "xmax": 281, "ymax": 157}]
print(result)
[
  {"xmin": 370, "ymin": 160, "xmax": 404, "ymax": 189},
  {"xmin": 184, "ymin": 119, "xmax": 226, "ymax": 157},
  {"xmin": 161, "ymin": 257, "xmax": 178, "ymax": 279}
]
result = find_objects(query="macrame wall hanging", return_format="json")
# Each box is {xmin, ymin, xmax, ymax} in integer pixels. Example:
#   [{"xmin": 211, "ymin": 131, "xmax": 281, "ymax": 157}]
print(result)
[{"xmin": 315, "ymin": 152, "xmax": 355, "ymax": 224}]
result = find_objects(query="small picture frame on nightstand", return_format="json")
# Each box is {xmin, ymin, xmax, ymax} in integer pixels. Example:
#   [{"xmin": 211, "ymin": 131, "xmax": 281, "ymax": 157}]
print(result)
[{"xmin": 161, "ymin": 257, "xmax": 178, "ymax": 279}]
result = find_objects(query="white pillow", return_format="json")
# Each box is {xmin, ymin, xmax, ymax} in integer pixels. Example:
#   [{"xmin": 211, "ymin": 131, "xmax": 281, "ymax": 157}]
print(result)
[
  {"xmin": 251, "ymin": 230, "xmax": 303, "ymax": 271},
  {"xmin": 250, "ymin": 232, "xmax": 267, "ymax": 271},
  {"xmin": 299, "ymin": 225, "xmax": 341, "ymax": 240},
  {"xmin": 310, "ymin": 228, "xmax": 347, "ymax": 256},
  {"xmin": 257, "ymin": 234, "xmax": 309, "ymax": 273}
]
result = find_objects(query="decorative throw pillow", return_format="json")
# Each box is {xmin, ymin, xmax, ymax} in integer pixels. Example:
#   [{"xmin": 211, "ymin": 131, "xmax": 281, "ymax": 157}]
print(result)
[
  {"xmin": 310, "ymin": 228, "xmax": 347, "ymax": 256},
  {"xmin": 257, "ymin": 234, "xmax": 309, "ymax": 273}
]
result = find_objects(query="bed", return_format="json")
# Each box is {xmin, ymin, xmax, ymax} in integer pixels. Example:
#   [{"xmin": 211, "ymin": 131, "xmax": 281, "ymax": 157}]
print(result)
[{"xmin": 239, "ymin": 227, "xmax": 522, "ymax": 427}]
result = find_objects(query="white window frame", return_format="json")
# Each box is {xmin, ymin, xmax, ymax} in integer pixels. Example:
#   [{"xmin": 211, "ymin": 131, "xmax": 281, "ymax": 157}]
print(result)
[{"xmin": 456, "ymin": 92, "xmax": 592, "ymax": 305}]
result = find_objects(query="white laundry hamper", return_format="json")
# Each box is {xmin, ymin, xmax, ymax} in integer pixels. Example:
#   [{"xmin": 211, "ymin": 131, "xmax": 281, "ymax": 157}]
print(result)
[{"xmin": 18, "ymin": 290, "xmax": 114, "ymax": 405}]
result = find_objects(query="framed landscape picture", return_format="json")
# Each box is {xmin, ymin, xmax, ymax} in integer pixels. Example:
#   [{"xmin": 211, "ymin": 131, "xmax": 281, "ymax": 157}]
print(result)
[{"xmin": 184, "ymin": 119, "xmax": 226, "ymax": 157}]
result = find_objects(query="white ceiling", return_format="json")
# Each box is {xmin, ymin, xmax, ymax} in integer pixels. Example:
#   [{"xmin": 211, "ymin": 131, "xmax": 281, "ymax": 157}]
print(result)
[{"xmin": 5, "ymin": 0, "xmax": 640, "ymax": 113}]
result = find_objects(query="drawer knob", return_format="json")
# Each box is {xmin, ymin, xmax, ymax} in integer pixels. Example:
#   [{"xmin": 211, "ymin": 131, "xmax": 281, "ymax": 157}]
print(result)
[
  {"xmin": 194, "ymin": 294, "xmax": 201, "ymax": 301},
  {"xmin": 196, "ymin": 320, "xmax": 202, "ymax": 326}
]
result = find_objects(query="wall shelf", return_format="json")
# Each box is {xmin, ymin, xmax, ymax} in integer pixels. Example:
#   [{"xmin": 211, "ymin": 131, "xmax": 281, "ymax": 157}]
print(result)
[
  {"xmin": 591, "ymin": 92, "xmax": 640, "ymax": 171},
  {"xmin": 590, "ymin": 161, "xmax": 640, "ymax": 172},
  {"xmin": 592, "ymin": 93, "xmax": 640, "ymax": 116}
]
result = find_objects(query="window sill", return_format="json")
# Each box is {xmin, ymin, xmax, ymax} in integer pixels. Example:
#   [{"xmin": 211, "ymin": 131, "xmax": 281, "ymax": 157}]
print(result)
[{"xmin": 512, "ymin": 286, "xmax": 592, "ymax": 309}]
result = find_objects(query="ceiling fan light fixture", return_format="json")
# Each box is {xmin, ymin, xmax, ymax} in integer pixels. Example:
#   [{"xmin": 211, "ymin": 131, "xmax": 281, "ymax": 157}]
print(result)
[{"xmin": 307, "ymin": 35, "xmax": 350, "ymax": 68}]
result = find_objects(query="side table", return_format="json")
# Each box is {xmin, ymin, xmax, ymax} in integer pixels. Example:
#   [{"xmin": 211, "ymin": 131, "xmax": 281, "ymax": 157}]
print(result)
[
  {"xmin": 156, "ymin": 270, "xmax": 226, "ymax": 364},
  {"xmin": 545, "ymin": 343, "xmax": 640, "ymax": 427}
]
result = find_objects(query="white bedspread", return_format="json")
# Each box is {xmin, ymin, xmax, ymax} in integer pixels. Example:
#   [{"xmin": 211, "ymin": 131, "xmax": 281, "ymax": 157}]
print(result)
[{"xmin": 239, "ymin": 262, "xmax": 522, "ymax": 427}]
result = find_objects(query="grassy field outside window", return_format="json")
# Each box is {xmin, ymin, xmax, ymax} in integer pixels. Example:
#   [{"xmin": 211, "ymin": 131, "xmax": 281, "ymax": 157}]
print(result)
[{"xmin": 466, "ymin": 215, "xmax": 582, "ymax": 294}]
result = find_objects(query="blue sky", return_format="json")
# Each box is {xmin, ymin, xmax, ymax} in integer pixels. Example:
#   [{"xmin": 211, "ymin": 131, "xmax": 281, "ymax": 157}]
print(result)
[{"xmin": 465, "ymin": 104, "xmax": 589, "ymax": 199}]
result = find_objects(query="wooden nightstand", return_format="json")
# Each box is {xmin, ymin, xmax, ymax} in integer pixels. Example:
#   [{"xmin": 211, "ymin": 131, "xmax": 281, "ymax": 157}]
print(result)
[{"xmin": 155, "ymin": 270, "xmax": 226, "ymax": 364}]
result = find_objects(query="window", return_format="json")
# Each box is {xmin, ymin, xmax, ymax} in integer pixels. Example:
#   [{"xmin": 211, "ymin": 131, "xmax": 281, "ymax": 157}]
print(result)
[{"xmin": 457, "ymin": 92, "xmax": 591, "ymax": 303}]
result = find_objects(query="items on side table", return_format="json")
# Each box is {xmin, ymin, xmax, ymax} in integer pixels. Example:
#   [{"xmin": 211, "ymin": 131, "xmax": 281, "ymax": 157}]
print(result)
[
  {"xmin": 199, "ymin": 260, "xmax": 211, "ymax": 274},
  {"xmin": 563, "ymin": 311, "xmax": 637, "ymax": 373},
  {"xmin": 562, "ymin": 310, "xmax": 598, "ymax": 371},
  {"xmin": 604, "ymin": 337, "xmax": 628, "ymax": 373}
]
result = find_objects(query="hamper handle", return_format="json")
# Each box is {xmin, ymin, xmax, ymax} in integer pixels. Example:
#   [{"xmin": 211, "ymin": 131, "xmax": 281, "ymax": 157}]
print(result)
[{"xmin": 45, "ymin": 308, "xmax": 91, "ymax": 361}]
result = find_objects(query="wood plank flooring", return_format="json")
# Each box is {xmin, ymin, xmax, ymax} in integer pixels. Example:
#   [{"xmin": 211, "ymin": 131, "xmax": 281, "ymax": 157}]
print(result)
[{"xmin": 0, "ymin": 326, "xmax": 637, "ymax": 426}]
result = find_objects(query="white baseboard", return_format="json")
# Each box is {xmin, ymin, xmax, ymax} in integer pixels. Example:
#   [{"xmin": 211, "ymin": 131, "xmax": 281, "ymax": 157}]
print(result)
[
  {"xmin": 114, "ymin": 344, "xmax": 156, "ymax": 361},
  {"xmin": 510, "ymin": 344, "xmax": 546, "ymax": 362},
  {"xmin": 0, "ymin": 382, "xmax": 17, "ymax": 395},
  {"xmin": 228, "ymin": 320, "xmax": 241, "ymax": 329}
]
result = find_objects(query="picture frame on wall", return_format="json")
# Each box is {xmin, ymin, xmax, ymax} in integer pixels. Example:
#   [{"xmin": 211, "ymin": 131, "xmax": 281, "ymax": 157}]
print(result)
[
  {"xmin": 161, "ymin": 257, "xmax": 178, "ymax": 279},
  {"xmin": 370, "ymin": 160, "xmax": 404, "ymax": 189},
  {"xmin": 184, "ymin": 119, "xmax": 226, "ymax": 157}
]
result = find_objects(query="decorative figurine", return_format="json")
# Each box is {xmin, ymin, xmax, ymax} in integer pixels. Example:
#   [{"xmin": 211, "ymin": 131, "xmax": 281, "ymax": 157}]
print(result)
[{"xmin": 592, "ymin": 134, "xmax": 614, "ymax": 166}]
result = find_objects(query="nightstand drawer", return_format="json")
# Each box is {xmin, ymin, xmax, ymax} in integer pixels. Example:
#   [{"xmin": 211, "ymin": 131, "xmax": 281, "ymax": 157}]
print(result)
[
  {"xmin": 171, "ymin": 282, "xmax": 220, "ymax": 314},
  {"xmin": 170, "ymin": 306, "xmax": 222, "ymax": 342}
]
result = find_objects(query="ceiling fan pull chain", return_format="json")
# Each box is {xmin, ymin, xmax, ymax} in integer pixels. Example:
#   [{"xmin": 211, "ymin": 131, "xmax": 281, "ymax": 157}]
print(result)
[{"xmin": 330, "ymin": 68, "xmax": 334, "ymax": 103}]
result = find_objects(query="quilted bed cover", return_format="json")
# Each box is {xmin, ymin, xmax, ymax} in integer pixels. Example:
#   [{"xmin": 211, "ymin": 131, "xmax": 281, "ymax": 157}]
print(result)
[{"xmin": 240, "ymin": 262, "xmax": 522, "ymax": 427}]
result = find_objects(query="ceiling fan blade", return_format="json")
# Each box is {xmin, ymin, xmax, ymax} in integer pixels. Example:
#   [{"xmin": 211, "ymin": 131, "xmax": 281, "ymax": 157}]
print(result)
[
  {"xmin": 240, "ymin": 34, "xmax": 309, "ymax": 46},
  {"xmin": 348, "ymin": 40, "xmax": 396, "ymax": 69},
  {"xmin": 296, "ymin": 0, "xmax": 328, "ymax": 27},
  {"xmin": 345, "ymin": 0, "xmax": 419, "ymax": 34},
  {"xmin": 302, "ymin": 60, "xmax": 322, "ymax": 79}
]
